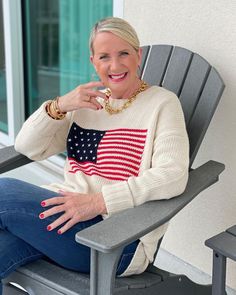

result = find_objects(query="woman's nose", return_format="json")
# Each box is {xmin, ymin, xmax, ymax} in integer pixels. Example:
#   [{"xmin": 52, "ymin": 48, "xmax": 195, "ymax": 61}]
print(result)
[{"xmin": 110, "ymin": 57, "xmax": 121, "ymax": 72}]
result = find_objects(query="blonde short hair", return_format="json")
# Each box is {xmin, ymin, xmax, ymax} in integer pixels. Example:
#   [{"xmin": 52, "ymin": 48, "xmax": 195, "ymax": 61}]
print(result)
[{"xmin": 89, "ymin": 17, "xmax": 140, "ymax": 55}]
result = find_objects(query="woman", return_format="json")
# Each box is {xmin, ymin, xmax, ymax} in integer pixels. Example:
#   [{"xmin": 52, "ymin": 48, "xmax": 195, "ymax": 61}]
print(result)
[{"xmin": 0, "ymin": 17, "xmax": 189, "ymax": 292}]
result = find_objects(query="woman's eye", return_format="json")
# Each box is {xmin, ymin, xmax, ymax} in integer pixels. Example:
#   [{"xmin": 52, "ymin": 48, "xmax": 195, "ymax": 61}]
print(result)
[
  {"xmin": 121, "ymin": 51, "xmax": 129, "ymax": 56},
  {"xmin": 99, "ymin": 55, "xmax": 108, "ymax": 60}
]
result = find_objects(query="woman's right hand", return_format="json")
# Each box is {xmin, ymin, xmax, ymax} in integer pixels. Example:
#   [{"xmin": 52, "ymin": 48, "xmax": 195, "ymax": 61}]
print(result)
[{"xmin": 57, "ymin": 81, "xmax": 107, "ymax": 113}]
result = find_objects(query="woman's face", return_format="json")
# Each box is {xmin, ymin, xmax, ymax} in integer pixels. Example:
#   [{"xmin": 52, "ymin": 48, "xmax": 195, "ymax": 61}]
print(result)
[{"xmin": 90, "ymin": 32, "xmax": 142, "ymax": 99}]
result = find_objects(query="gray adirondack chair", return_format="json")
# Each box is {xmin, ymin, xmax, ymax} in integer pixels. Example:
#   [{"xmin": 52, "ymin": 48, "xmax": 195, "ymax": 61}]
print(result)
[{"xmin": 0, "ymin": 44, "xmax": 225, "ymax": 295}]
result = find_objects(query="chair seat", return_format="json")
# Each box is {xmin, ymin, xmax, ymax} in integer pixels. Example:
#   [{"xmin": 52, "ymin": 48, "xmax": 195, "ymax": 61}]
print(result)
[{"xmin": 5, "ymin": 259, "xmax": 162, "ymax": 295}]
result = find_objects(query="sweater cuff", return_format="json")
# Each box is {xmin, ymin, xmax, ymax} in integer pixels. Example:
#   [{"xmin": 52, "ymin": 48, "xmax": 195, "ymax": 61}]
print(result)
[
  {"xmin": 102, "ymin": 181, "xmax": 134, "ymax": 217},
  {"xmin": 28, "ymin": 101, "xmax": 67, "ymax": 134}
]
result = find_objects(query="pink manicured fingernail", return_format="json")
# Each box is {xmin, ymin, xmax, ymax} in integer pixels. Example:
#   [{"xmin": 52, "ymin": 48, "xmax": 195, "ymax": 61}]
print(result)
[
  {"xmin": 39, "ymin": 213, "xmax": 44, "ymax": 219},
  {"xmin": 47, "ymin": 225, "xmax": 52, "ymax": 231},
  {"xmin": 41, "ymin": 201, "xmax": 46, "ymax": 207},
  {"xmin": 57, "ymin": 230, "xmax": 62, "ymax": 235}
]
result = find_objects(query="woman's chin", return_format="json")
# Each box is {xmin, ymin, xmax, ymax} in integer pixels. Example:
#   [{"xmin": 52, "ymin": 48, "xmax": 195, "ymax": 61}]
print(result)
[{"xmin": 108, "ymin": 78, "xmax": 129, "ymax": 90}]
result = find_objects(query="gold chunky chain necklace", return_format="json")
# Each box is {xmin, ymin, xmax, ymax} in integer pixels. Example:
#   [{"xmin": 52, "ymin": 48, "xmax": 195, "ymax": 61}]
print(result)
[{"xmin": 104, "ymin": 80, "xmax": 149, "ymax": 115}]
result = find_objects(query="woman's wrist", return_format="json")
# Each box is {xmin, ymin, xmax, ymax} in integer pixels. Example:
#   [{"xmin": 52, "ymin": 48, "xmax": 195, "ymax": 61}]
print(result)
[
  {"xmin": 45, "ymin": 97, "xmax": 67, "ymax": 120},
  {"xmin": 57, "ymin": 96, "xmax": 67, "ymax": 113},
  {"xmin": 95, "ymin": 192, "xmax": 107, "ymax": 215}
]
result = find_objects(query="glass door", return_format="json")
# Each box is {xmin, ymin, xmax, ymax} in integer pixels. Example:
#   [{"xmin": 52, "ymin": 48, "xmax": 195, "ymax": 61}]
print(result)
[{"xmin": 22, "ymin": 0, "xmax": 113, "ymax": 117}]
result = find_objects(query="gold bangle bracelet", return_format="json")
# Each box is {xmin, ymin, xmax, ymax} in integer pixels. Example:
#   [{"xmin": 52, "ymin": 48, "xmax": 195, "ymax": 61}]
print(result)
[
  {"xmin": 45, "ymin": 98, "xmax": 66, "ymax": 120},
  {"xmin": 55, "ymin": 97, "xmax": 66, "ymax": 115},
  {"xmin": 52, "ymin": 97, "xmax": 66, "ymax": 119},
  {"xmin": 45, "ymin": 102, "xmax": 58, "ymax": 120}
]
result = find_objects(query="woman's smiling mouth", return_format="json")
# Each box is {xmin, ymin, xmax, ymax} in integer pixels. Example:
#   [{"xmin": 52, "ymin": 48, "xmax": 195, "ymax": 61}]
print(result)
[{"xmin": 109, "ymin": 72, "xmax": 128, "ymax": 82}]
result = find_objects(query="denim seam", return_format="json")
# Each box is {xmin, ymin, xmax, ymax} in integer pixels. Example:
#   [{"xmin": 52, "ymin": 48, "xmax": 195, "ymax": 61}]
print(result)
[{"xmin": 0, "ymin": 253, "xmax": 43, "ymax": 278}]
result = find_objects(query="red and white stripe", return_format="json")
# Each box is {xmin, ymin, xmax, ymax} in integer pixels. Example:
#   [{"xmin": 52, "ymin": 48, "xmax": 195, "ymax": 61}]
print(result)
[{"xmin": 68, "ymin": 128, "xmax": 147, "ymax": 181}]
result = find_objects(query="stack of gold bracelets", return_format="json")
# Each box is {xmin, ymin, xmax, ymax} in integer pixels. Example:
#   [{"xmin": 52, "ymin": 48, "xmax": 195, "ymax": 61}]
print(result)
[{"xmin": 45, "ymin": 97, "xmax": 67, "ymax": 120}]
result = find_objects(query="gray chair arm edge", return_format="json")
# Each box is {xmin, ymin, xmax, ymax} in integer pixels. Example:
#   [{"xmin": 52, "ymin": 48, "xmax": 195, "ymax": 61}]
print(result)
[
  {"xmin": 76, "ymin": 160, "xmax": 225, "ymax": 253},
  {"xmin": 0, "ymin": 145, "xmax": 32, "ymax": 174}
]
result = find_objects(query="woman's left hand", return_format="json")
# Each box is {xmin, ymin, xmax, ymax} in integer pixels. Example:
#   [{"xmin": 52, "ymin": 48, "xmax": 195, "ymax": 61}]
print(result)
[{"xmin": 39, "ymin": 191, "xmax": 107, "ymax": 234}]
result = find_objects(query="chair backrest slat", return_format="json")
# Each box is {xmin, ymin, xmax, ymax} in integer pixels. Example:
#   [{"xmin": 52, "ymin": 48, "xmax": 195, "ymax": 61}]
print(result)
[
  {"xmin": 162, "ymin": 46, "xmax": 193, "ymax": 96},
  {"xmin": 179, "ymin": 54, "xmax": 211, "ymax": 126},
  {"xmin": 187, "ymin": 67, "xmax": 225, "ymax": 165},
  {"xmin": 139, "ymin": 45, "xmax": 150, "ymax": 77},
  {"xmin": 142, "ymin": 45, "xmax": 173, "ymax": 86},
  {"xmin": 141, "ymin": 44, "xmax": 225, "ymax": 167}
]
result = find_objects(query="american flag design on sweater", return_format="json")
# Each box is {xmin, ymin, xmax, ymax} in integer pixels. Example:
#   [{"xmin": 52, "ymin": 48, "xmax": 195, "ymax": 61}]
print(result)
[{"xmin": 67, "ymin": 122, "xmax": 147, "ymax": 181}]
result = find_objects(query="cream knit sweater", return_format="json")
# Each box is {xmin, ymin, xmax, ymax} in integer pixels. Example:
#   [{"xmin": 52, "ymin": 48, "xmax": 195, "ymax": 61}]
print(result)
[{"xmin": 15, "ymin": 86, "xmax": 189, "ymax": 276}]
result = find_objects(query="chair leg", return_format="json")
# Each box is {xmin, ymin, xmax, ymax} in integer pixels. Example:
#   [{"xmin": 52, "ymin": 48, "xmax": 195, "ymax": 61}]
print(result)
[
  {"xmin": 90, "ymin": 247, "xmax": 123, "ymax": 295},
  {"xmin": 212, "ymin": 250, "xmax": 227, "ymax": 295}
]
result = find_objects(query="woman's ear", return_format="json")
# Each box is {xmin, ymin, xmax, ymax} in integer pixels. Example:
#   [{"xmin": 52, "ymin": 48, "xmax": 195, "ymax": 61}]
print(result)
[{"xmin": 90, "ymin": 55, "xmax": 97, "ymax": 71}]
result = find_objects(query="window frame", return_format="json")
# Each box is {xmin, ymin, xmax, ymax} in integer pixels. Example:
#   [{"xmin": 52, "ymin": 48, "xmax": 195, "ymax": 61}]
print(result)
[
  {"xmin": 1, "ymin": 0, "xmax": 25, "ymax": 145},
  {"xmin": 0, "ymin": 0, "xmax": 124, "ymax": 171}
]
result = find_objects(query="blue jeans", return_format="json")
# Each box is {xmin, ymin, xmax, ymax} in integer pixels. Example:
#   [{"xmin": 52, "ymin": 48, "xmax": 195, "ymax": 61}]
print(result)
[{"xmin": 0, "ymin": 178, "xmax": 138, "ymax": 294}]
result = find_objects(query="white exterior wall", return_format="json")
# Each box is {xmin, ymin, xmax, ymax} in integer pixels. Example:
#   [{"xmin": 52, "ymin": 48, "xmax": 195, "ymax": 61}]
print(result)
[
  {"xmin": 2, "ymin": 0, "xmax": 236, "ymax": 291},
  {"xmin": 124, "ymin": 0, "xmax": 236, "ymax": 289}
]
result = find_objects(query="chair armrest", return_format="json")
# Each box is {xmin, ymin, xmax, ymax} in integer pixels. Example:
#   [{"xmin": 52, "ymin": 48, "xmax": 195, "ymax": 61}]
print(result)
[
  {"xmin": 76, "ymin": 160, "xmax": 225, "ymax": 253},
  {"xmin": 0, "ymin": 145, "xmax": 32, "ymax": 174}
]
